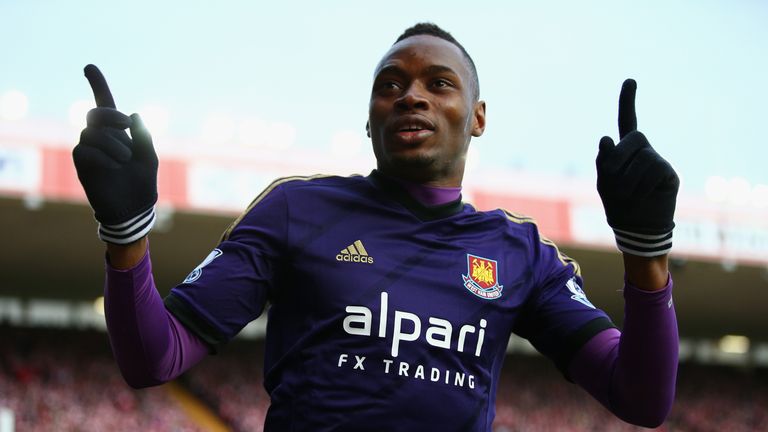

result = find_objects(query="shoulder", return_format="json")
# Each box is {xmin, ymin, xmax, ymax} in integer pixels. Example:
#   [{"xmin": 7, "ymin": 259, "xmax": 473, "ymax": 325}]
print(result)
[
  {"xmin": 247, "ymin": 173, "xmax": 368, "ymax": 207},
  {"xmin": 281, "ymin": 173, "xmax": 367, "ymax": 188},
  {"xmin": 260, "ymin": 173, "xmax": 367, "ymax": 195},
  {"xmin": 460, "ymin": 206, "xmax": 541, "ymax": 254},
  {"xmin": 475, "ymin": 207, "xmax": 580, "ymax": 275},
  {"xmin": 221, "ymin": 173, "xmax": 367, "ymax": 241},
  {"xmin": 469, "ymin": 206, "xmax": 540, "ymax": 237}
]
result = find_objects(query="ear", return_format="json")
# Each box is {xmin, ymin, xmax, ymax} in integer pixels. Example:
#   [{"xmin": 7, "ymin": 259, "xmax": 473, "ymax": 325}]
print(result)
[
  {"xmin": 471, "ymin": 100, "xmax": 486, "ymax": 137},
  {"xmin": 365, "ymin": 121, "xmax": 371, "ymax": 138}
]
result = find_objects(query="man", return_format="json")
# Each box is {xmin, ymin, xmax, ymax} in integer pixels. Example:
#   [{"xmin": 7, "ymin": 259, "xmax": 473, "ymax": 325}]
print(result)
[{"xmin": 73, "ymin": 23, "xmax": 678, "ymax": 431}]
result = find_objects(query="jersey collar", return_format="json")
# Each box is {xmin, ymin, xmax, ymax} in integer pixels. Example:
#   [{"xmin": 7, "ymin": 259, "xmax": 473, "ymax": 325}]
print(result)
[{"xmin": 367, "ymin": 170, "xmax": 466, "ymax": 221}]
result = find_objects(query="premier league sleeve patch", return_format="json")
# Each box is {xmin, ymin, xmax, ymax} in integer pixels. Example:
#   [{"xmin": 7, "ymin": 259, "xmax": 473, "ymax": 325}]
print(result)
[
  {"xmin": 462, "ymin": 254, "xmax": 504, "ymax": 300},
  {"xmin": 566, "ymin": 277, "xmax": 596, "ymax": 309},
  {"xmin": 183, "ymin": 248, "xmax": 223, "ymax": 284}
]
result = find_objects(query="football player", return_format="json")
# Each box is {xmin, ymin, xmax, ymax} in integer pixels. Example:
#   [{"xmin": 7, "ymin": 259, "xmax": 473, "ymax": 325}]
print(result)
[{"xmin": 73, "ymin": 23, "xmax": 678, "ymax": 431}]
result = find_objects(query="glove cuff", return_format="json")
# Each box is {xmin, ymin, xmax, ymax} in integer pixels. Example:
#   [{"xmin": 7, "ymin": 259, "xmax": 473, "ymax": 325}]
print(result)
[
  {"xmin": 98, "ymin": 207, "xmax": 156, "ymax": 245},
  {"xmin": 613, "ymin": 228, "xmax": 672, "ymax": 257}
]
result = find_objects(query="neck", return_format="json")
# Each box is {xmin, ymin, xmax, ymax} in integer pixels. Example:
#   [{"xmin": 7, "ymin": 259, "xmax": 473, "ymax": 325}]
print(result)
[
  {"xmin": 375, "ymin": 163, "xmax": 465, "ymax": 188},
  {"xmin": 382, "ymin": 172, "xmax": 462, "ymax": 206}
]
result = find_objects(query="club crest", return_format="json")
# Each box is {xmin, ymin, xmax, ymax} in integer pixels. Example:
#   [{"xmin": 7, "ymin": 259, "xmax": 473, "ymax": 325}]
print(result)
[{"xmin": 462, "ymin": 254, "xmax": 503, "ymax": 300}]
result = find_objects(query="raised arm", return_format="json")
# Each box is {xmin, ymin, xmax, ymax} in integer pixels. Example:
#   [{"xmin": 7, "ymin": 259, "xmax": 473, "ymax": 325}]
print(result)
[
  {"xmin": 75, "ymin": 64, "xmax": 158, "ymax": 245},
  {"xmin": 596, "ymin": 78, "xmax": 679, "ymax": 286},
  {"xmin": 73, "ymin": 65, "xmax": 208, "ymax": 387},
  {"xmin": 571, "ymin": 79, "xmax": 680, "ymax": 427}
]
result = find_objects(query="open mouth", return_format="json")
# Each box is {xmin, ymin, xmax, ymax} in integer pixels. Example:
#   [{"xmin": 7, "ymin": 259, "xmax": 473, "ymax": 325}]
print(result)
[
  {"xmin": 394, "ymin": 128, "xmax": 434, "ymax": 143},
  {"xmin": 389, "ymin": 117, "xmax": 436, "ymax": 144},
  {"xmin": 393, "ymin": 116, "xmax": 435, "ymax": 133},
  {"xmin": 399, "ymin": 124, "xmax": 432, "ymax": 132}
]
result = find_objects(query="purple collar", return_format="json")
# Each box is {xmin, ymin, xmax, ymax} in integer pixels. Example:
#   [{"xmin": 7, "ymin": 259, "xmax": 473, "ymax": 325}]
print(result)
[{"xmin": 393, "ymin": 179, "xmax": 462, "ymax": 207}]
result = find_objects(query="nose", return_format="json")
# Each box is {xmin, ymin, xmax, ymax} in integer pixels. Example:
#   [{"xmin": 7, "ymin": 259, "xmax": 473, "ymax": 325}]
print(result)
[{"xmin": 395, "ymin": 84, "xmax": 429, "ymax": 111}]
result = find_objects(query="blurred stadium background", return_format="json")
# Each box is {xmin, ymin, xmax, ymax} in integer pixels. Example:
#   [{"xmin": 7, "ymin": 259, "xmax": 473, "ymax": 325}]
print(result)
[{"xmin": 2, "ymin": 1, "xmax": 767, "ymax": 431}]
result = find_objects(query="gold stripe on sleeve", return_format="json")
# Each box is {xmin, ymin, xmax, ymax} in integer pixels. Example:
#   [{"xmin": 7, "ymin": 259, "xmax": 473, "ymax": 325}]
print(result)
[
  {"xmin": 501, "ymin": 209, "xmax": 581, "ymax": 276},
  {"xmin": 220, "ymin": 174, "xmax": 341, "ymax": 241}
]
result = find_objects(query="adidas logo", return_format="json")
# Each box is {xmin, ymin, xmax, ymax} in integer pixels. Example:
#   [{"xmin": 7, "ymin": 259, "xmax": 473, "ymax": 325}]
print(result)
[{"xmin": 336, "ymin": 240, "xmax": 374, "ymax": 264}]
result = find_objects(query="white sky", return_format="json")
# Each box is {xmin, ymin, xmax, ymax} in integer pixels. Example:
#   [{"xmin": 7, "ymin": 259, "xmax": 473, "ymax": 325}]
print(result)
[{"xmin": 2, "ymin": 0, "xmax": 767, "ymax": 195}]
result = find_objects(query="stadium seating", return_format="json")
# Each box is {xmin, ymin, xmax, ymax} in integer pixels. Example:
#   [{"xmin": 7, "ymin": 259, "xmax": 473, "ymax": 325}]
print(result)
[
  {"xmin": 0, "ymin": 326, "xmax": 201, "ymax": 431},
  {"xmin": 181, "ymin": 340, "xmax": 768, "ymax": 432},
  {"xmin": 179, "ymin": 342, "xmax": 269, "ymax": 432}
]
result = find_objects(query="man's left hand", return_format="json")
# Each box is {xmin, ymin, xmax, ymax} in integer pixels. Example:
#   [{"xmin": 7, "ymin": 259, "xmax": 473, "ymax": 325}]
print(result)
[{"xmin": 596, "ymin": 79, "xmax": 679, "ymax": 257}]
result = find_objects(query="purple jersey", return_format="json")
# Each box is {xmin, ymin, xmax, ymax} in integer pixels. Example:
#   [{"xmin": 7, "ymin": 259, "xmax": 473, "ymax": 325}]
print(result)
[{"xmin": 164, "ymin": 170, "xmax": 614, "ymax": 431}]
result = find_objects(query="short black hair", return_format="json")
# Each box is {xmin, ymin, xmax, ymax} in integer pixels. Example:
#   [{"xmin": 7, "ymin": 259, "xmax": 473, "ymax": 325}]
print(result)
[{"xmin": 394, "ymin": 23, "xmax": 480, "ymax": 100}]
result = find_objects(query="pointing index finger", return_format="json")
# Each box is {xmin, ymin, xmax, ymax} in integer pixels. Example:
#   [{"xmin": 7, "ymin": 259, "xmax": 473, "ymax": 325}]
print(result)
[
  {"xmin": 84, "ymin": 64, "xmax": 116, "ymax": 109},
  {"xmin": 618, "ymin": 78, "xmax": 637, "ymax": 139}
]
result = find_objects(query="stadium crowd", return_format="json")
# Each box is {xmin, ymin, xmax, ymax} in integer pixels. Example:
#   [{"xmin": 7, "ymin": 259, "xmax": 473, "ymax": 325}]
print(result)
[
  {"xmin": 180, "ymin": 342, "xmax": 269, "ymax": 432},
  {"xmin": 0, "ymin": 326, "xmax": 201, "ymax": 431},
  {"xmin": 2, "ymin": 326, "xmax": 767, "ymax": 431},
  {"xmin": 182, "ymin": 339, "xmax": 768, "ymax": 432}
]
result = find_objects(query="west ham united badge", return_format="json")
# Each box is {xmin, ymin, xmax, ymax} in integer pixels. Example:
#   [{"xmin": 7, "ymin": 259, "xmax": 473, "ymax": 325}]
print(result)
[{"xmin": 462, "ymin": 254, "xmax": 503, "ymax": 300}]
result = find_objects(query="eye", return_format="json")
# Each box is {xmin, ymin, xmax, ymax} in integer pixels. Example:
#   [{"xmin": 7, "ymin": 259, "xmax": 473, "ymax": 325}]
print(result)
[
  {"xmin": 375, "ymin": 80, "xmax": 401, "ymax": 94},
  {"xmin": 431, "ymin": 78, "xmax": 454, "ymax": 89}
]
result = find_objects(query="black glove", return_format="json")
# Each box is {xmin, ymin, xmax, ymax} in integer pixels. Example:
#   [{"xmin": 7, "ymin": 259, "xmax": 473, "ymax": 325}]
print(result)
[
  {"xmin": 596, "ymin": 79, "xmax": 679, "ymax": 257},
  {"xmin": 72, "ymin": 64, "xmax": 158, "ymax": 244}
]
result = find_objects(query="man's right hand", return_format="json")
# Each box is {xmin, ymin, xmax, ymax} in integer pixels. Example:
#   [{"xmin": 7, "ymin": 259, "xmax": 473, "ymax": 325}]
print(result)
[{"xmin": 72, "ymin": 64, "xmax": 158, "ymax": 245}]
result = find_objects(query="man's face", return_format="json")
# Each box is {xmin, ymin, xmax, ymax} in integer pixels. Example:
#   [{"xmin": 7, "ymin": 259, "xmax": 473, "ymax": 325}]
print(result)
[{"xmin": 367, "ymin": 35, "xmax": 486, "ymax": 186}]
